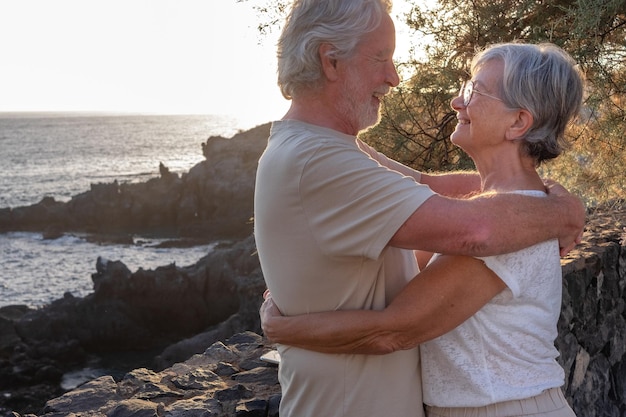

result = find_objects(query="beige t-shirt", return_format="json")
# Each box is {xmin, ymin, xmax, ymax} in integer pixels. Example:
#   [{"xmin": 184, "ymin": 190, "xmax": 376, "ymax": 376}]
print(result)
[{"xmin": 255, "ymin": 120, "xmax": 435, "ymax": 417}]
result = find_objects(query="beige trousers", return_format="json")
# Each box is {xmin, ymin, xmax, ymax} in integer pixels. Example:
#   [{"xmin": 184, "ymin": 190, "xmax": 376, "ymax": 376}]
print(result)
[{"xmin": 426, "ymin": 388, "xmax": 576, "ymax": 417}]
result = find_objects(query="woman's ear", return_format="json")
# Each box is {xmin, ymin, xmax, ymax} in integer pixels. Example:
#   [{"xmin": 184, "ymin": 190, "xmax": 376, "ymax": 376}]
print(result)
[
  {"xmin": 505, "ymin": 109, "xmax": 533, "ymax": 141},
  {"xmin": 319, "ymin": 43, "xmax": 339, "ymax": 81}
]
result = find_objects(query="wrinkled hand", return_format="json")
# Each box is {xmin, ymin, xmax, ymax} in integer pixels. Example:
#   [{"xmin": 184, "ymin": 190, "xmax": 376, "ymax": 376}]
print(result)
[
  {"xmin": 260, "ymin": 290, "xmax": 283, "ymax": 341},
  {"xmin": 544, "ymin": 179, "xmax": 586, "ymax": 256}
]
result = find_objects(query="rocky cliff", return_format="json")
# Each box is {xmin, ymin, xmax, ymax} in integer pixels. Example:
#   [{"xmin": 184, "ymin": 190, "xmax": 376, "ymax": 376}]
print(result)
[
  {"xmin": 0, "ymin": 235, "xmax": 264, "ymax": 414},
  {"xmin": 0, "ymin": 124, "xmax": 271, "ymax": 414}
]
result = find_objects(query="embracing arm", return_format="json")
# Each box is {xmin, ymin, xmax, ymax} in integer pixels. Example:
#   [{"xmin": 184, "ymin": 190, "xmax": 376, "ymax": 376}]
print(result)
[
  {"xmin": 420, "ymin": 171, "xmax": 481, "ymax": 198},
  {"xmin": 390, "ymin": 184, "xmax": 585, "ymax": 257},
  {"xmin": 355, "ymin": 139, "xmax": 584, "ymax": 254},
  {"xmin": 356, "ymin": 139, "xmax": 480, "ymax": 197},
  {"xmin": 260, "ymin": 255, "xmax": 505, "ymax": 354}
]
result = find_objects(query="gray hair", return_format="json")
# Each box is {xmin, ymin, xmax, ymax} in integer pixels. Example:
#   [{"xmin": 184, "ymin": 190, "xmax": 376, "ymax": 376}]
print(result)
[
  {"xmin": 277, "ymin": 0, "xmax": 392, "ymax": 99},
  {"xmin": 471, "ymin": 42, "xmax": 584, "ymax": 164}
]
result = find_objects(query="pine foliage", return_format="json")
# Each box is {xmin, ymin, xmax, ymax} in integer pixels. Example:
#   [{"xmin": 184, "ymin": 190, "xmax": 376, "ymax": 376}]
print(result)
[
  {"xmin": 361, "ymin": 0, "xmax": 626, "ymax": 206},
  {"xmin": 249, "ymin": 0, "xmax": 626, "ymax": 205}
]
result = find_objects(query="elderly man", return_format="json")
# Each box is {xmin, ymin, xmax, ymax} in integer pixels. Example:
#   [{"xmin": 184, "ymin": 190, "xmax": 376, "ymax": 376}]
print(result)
[{"xmin": 254, "ymin": 1, "xmax": 585, "ymax": 416}]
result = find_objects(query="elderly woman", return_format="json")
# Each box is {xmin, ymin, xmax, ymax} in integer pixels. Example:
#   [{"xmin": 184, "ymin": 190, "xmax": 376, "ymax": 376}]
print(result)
[{"xmin": 261, "ymin": 42, "xmax": 583, "ymax": 417}]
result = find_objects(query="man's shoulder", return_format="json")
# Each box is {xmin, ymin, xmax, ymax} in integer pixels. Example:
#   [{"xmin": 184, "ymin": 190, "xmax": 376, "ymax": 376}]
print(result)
[
  {"xmin": 266, "ymin": 121, "xmax": 361, "ymax": 165},
  {"xmin": 271, "ymin": 120, "xmax": 354, "ymax": 145}
]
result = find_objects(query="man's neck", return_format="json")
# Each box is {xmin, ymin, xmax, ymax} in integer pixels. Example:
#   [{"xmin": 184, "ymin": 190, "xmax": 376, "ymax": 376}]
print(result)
[{"xmin": 283, "ymin": 99, "xmax": 357, "ymax": 136}]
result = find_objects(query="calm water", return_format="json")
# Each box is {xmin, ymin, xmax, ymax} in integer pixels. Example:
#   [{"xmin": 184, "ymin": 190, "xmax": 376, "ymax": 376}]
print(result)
[
  {"xmin": 0, "ymin": 112, "xmax": 246, "ymax": 207},
  {"xmin": 0, "ymin": 112, "xmax": 262, "ymax": 308}
]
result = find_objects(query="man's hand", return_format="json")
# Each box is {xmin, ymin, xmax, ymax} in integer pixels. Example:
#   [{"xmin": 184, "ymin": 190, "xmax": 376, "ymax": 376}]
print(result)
[
  {"xmin": 544, "ymin": 179, "xmax": 586, "ymax": 256},
  {"xmin": 260, "ymin": 290, "xmax": 283, "ymax": 341}
]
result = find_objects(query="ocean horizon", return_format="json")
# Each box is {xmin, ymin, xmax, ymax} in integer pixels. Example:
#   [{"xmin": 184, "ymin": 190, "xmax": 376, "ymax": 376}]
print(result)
[
  {"xmin": 0, "ymin": 112, "xmax": 265, "ymax": 308},
  {"xmin": 0, "ymin": 111, "xmax": 267, "ymax": 208}
]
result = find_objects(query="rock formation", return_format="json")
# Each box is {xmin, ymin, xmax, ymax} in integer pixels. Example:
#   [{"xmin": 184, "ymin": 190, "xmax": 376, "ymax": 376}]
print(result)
[
  {"xmin": 41, "ymin": 332, "xmax": 281, "ymax": 417},
  {"xmin": 0, "ymin": 235, "xmax": 265, "ymax": 415},
  {"xmin": 0, "ymin": 123, "xmax": 271, "ymax": 241},
  {"xmin": 556, "ymin": 203, "xmax": 626, "ymax": 416}
]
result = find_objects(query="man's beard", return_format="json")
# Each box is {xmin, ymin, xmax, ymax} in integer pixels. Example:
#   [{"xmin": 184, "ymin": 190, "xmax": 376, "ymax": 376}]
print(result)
[{"xmin": 336, "ymin": 69, "xmax": 382, "ymax": 133}]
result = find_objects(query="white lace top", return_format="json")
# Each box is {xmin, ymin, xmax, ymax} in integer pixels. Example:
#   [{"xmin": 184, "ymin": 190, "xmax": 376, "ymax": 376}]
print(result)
[{"xmin": 420, "ymin": 190, "xmax": 565, "ymax": 407}]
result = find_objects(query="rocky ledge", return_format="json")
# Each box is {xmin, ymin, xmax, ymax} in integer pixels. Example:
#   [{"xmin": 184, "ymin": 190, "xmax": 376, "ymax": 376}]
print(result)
[
  {"xmin": 0, "ymin": 235, "xmax": 265, "ymax": 415},
  {"xmin": 41, "ymin": 332, "xmax": 281, "ymax": 417}
]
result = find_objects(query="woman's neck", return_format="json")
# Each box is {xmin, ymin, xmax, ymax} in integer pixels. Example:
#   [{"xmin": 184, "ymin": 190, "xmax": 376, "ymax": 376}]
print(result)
[{"xmin": 474, "ymin": 149, "xmax": 546, "ymax": 194}]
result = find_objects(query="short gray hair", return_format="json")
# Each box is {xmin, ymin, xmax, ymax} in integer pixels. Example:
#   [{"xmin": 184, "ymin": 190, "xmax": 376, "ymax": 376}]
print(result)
[
  {"xmin": 471, "ymin": 42, "xmax": 584, "ymax": 164},
  {"xmin": 277, "ymin": 0, "xmax": 392, "ymax": 99}
]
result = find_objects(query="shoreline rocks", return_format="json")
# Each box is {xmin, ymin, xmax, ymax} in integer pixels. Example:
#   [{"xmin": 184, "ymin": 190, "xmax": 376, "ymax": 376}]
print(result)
[
  {"xmin": 0, "ymin": 123, "xmax": 274, "ymax": 415},
  {"xmin": 0, "ymin": 235, "xmax": 265, "ymax": 415},
  {"xmin": 42, "ymin": 332, "xmax": 281, "ymax": 417}
]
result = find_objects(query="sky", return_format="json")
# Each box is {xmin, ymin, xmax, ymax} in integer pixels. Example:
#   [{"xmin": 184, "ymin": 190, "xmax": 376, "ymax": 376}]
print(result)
[{"xmin": 0, "ymin": 0, "xmax": 416, "ymax": 127}]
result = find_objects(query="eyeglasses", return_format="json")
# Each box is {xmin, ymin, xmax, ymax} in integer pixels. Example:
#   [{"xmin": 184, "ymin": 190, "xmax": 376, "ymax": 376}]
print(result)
[{"xmin": 461, "ymin": 80, "xmax": 504, "ymax": 107}]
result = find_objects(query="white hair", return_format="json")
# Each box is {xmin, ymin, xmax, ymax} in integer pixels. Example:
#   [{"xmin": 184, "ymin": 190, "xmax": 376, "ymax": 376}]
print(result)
[{"xmin": 277, "ymin": 0, "xmax": 392, "ymax": 99}]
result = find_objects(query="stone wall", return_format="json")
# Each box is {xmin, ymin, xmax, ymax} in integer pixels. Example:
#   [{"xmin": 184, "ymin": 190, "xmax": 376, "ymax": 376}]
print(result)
[
  {"xmin": 557, "ymin": 204, "xmax": 626, "ymax": 416},
  {"xmin": 18, "ymin": 205, "xmax": 626, "ymax": 417}
]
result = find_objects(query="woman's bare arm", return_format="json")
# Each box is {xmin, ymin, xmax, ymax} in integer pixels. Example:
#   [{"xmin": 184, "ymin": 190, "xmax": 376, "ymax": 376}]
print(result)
[
  {"xmin": 356, "ymin": 139, "xmax": 480, "ymax": 197},
  {"xmin": 420, "ymin": 171, "xmax": 481, "ymax": 198},
  {"xmin": 260, "ymin": 255, "xmax": 505, "ymax": 354}
]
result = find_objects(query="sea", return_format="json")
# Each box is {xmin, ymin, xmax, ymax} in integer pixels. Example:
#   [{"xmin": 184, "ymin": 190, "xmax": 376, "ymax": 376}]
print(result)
[{"xmin": 0, "ymin": 112, "xmax": 265, "ymax": 310}]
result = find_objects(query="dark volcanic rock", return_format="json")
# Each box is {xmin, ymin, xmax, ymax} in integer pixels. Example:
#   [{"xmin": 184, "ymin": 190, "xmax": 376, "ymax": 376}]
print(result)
[
  {"xmin": 40, "ymin": 332, "xmax": 281, "ymax": 417},
  {"xmin": 16, "ymin": 235, "xmax": 262, "ymax": 352},
  {"xmin": 0, "ymin": 123, "xmax": 271, "ymax": 415},
  {"xmin": 0, "ymin": 235, "xmax": 264, "ymax": 415}
]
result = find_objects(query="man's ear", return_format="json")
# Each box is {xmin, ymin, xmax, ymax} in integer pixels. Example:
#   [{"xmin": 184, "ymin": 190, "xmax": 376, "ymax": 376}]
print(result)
[
  {"xmin": 319, "ymin": 43, "xmax": 339, "ymax": 81},
  {"xmin": 505, "ymin": 108, "xmax": 533, "ymax": 141}
]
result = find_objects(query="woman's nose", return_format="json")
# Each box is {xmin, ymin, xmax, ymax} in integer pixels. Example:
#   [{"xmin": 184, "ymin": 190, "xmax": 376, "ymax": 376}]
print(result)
[{"xmin": 450, "ymin": 94, "xmax": 464, "ymax": 110}]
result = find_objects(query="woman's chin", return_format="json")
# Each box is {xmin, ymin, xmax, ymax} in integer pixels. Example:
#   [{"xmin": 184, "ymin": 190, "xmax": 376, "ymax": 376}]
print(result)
[{"xmin": 449, "ymin": 135, "xmax": 468, "ymax": 152}]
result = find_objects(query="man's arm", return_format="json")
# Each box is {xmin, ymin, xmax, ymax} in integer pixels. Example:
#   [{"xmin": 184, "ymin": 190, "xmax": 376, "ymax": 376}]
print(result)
[
  {"xmin": 356, "ymin": 139, "xmax": 585, "ymax": 256},
  {"xmin": 420, "ymin": 171, "xmax": 481, "ymax": 198},
  {"xmin": 390, "ymin": 189, "xmax": 585, "ymax": 258},
  {"xmin": 357, "ymin": 139, "xmax": 480, "ymax": 197},
  {"xmin": 261, "ymin": 255, "xmax": 505, "ymax": 353}
]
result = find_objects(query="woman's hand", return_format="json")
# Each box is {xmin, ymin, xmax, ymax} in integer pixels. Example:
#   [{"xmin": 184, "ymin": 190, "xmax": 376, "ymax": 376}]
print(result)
[{"xmin": 260, "ymin": 290, "xmax": 283, "ymax": 342}]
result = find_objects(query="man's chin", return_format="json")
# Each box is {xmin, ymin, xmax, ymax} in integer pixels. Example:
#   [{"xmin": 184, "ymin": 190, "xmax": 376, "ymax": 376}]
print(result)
[{"xmin": 357, "ymin": 112, "xmax": 382, "ymax": 133}]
